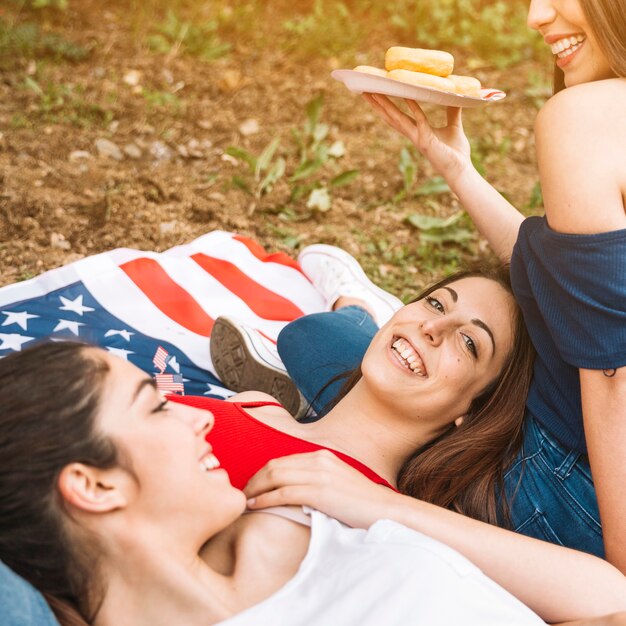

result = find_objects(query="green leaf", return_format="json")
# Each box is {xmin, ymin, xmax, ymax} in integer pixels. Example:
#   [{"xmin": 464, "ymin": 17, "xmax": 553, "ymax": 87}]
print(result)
[
  {"xmin": 290, "ymin": 159, "xmax": 324, "ymax": 182},
  {"xmin": 312, "ymin": 142, "xmax": 329, "ymax": 164},
  {"xmin": 281, "ymin": 235, "xmax": 300, "ymax": 249},
  {"xmin": 406, "ymin": 213, "xmax": 450, "ymax": 230},
  {"xmin": 200, "ymin": 42, "xmax": 232, "ymax": 61},
  {"xmin": 306, "ymin": 187, "xmax": 331, "ymax": 212},
  {"xmin": 259, "ymin": 157, "xmax": 285, "ymax": 195},
  {"xmin": 330, "ymin": 169, "xmax": 359, "ymax": 188},
  {"xmin": 24, "ymin": 76, "xmax": 44, "ymax": 96},
  {"xmin": 224, "ymin": 146, "xmax": 257, "ymax": 171},
  {"xmin": 312, "ymin": 122, "xmax": 329, "ymax": 144},
  {"xmin": 255, "ymin": 137, "xmax": 281, "ymax": 179},
  {"xmin": 291, "ymin": 128, "xmax": 306, "ymax": 161},
  {"xmin": 305, "ymin": 95, "xmax": 324, "ymax": 135},
  {"xmin": 420, "ymin": 229, "xmax": 475, "ymax": 244},
  {"xmin": 290, "ymin": 183, "xmax": 314, "ymax": 202},
  {"xmin": 146, "ymin": 34, "xmax": 171, "ymax": 54},
  {"xmin": 231, "ymin": 175, "xmax": 252, "ymax": 194},
  {"xmin": 415, "ymin": 176, "xmax": 451, "ymax": 196},
  {"xmin": 398, "ymin": 147, "xmax": 417, "ymax": 193}
]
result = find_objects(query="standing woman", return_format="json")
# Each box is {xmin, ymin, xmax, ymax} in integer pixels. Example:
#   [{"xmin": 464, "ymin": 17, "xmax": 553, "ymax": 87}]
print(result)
[{"xmin": 259, "ymin": 0, "xmax": 626, "ymax": 570}]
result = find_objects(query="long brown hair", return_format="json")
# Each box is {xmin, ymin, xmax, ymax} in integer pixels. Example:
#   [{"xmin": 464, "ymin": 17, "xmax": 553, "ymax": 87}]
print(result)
[
  {"xmin": 580, "ymin": 0, "xmax": 626, "ymax": 77},
  {"xmin": 553, "ymin": 0, "xmax": 626, "ymax": 92},
  {"xmin": 326, "ymin": 265, "xmax": 535, "ymax": 527},
  {"xmin": 0, "ymin": 341, "xmax": 117, "ymax": 626}
]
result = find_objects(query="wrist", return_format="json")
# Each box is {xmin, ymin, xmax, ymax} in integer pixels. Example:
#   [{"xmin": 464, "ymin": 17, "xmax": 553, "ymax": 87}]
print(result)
[
  {"xmin": 385, "ymin": 493, "xmax": 426, "ymax": 528},
  {"xmin": 447, "ymin": 158, "xmax": 482, "ymax": 194}
]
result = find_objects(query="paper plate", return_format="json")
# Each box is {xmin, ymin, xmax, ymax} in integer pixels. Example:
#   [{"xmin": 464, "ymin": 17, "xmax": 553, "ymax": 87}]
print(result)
[{"xmin": 331, "ymin": 69, "xmax": 506, "ymax": 108}]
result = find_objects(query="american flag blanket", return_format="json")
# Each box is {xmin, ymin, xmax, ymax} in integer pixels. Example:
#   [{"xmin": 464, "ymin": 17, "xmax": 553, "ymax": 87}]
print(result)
[{"xmin": 0, "ymin": 231, "xmax": 325, "ymax": 398}]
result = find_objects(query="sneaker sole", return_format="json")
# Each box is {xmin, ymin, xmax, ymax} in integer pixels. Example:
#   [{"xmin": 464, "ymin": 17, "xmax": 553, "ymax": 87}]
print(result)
[{"xmin": 210, "ymin": 317, "xmax": 305, "ymax": 417}]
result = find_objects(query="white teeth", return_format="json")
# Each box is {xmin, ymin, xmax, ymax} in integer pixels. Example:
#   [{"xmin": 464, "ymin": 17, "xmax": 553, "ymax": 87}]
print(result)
[
  {"xmin": 391, "ymin": 337, "xmax": 426, "ymax": 377},
  {"xmin": 200, "ymin": 453, "xmax": 220, "ymax": 471},
  {"xmin": 550, "ymin": 34, "xmax": 585, "ymax": 57}
]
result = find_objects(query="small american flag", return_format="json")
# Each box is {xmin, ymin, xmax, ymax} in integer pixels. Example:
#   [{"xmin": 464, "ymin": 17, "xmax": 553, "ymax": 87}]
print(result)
[
  {"xmin": 152, "ymin": 345, "xmax": 169, "ymax": 373},
  {"xmin": 155, "ymin": 373, "xmax": 185, "ymax": 394}
]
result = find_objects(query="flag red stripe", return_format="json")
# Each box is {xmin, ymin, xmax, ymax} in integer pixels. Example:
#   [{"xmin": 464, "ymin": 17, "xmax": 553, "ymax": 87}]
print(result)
[
  {"xmin": 120, "ymin": 258, "xmax": 215, "ymax": 336},
  {"xmin": 233, "ymin": 235, "xmax": 305, "ymax": 275},
  {"xmin": 191, "ymin": 253, "xmax": 304, "ymax": 321}
]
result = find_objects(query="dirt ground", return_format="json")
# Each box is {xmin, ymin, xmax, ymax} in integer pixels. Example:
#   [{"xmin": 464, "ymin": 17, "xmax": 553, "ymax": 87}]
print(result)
[{"xmin": 0, "ymin": 2, "xmax": 549, "ymax": 300}]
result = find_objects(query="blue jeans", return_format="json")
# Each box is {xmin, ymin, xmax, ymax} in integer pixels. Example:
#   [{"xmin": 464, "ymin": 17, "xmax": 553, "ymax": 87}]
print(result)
[
  {"xmin": 278, "ymin": 306, "xmax": 378, "ymax": 417},
  {"xmin": 0, "ymin": 561, "xmax": 59, "ymax": 626},
  {"xmin": 277, "ymin": 309, "xmax": 605, "ymax": 557},
  {"xmin": 505, "ymin": 416, "xmax": 603, "ymax": 557}
]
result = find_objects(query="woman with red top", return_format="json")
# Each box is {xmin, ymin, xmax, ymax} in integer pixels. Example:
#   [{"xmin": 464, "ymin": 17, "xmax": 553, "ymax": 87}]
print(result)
[
  {"xmin": 177, "ymin": 264, "xmax": 534, "ymax": 527},
  {"xmin": 2, "ymin": 339, "xmax": 626, "ymax": 625}
]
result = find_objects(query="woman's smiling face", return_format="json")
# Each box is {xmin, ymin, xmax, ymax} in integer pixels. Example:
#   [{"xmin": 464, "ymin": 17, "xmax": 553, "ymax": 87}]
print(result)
[
  {"xmin": 528, "ymin": 0, "xmax": 616, "ymax": 86},
  {"xmin": 93, "ymin": 350, "xmax": 246, "ymax": 540},
  {"xmin": 360, "ymin": 276, "xmax": 516, "ymax": 428}
]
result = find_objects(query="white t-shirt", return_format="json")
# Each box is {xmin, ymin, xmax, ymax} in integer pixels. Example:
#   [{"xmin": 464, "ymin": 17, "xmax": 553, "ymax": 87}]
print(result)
[{"xmin": 219, "ymin": 509, "xmax": 545, "ymax": 626}]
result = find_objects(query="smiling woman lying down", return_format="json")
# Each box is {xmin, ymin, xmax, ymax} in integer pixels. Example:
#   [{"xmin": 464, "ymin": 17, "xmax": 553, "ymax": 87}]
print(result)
[
  {"xmin": 2, "ymin": 333, "xmax": 626, "ymax": 624},
  {"xmin": 0, "ymin": 341, "xmax": 541, "ymax": 626}
]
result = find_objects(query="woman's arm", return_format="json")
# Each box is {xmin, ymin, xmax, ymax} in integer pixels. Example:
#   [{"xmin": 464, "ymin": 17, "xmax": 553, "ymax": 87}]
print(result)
[
  {"xmin": 534, "ymin": 80, "xmax": 626, "ymax": 575},
  {"xmin": 244, "ymin": 451, "xmax": 626, "ymax": 623},
  {"xmin": 363, "ymin": 94, "xmax": 524, "ymax": 260},
  {"xmin": 581, "ymin": 369, "xmax": 626, "ymax": 575}
]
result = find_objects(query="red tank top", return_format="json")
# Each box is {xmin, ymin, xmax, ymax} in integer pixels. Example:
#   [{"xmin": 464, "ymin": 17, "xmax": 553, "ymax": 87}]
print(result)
[{"xmin": 170, "ymin": 395, "xmax": 396, "ymax": 491}]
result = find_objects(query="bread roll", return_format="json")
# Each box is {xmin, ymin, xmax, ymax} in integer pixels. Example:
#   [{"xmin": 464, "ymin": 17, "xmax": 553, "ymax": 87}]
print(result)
[
  {"xmin": 353, "ymin": 65, "xmax": 388, "ymax": 78},
  {"xmin": 448, "ymin": 74, "xmax": 482, "ymax": 97},
  {"xmin": 387, "ymin": 69, "xmax": 455, "ymax": 93},
  {"xmin": 385, "ymin": 47, "xmax": 454, "ymax": 77}
]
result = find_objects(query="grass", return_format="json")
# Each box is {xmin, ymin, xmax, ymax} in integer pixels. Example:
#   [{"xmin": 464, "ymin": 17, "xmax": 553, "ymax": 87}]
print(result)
[
  {"xmin": 23, "ymin": 75, "xmax": 113, "ymax": 127},
  {"xmin": 281, "ymin": 0, "xmax": 363, "ymax": 59},
  {"xmin": 146, "ymin": 9, "xmax": 231, "ymax": 61},
  {"xmin": 0, "ymin": 0, "xmax": 548, "ymax": 294},
  {"xmin": 0, "ymin": 18, "xmax": 90, "ymax": 67},
  {"xmin": 141, "ymin": 88, "xmax": 184, "ymax": 114}
]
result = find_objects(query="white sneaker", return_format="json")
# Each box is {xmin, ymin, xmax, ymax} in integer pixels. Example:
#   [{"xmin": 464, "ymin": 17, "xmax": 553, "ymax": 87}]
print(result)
[
  {"xmin": 297, "ymin": 244, "xmax": 402, "ymax": 326},
  {"xmin": 210, "ymin": 316, "xmax": 310, "ymax": 420}
]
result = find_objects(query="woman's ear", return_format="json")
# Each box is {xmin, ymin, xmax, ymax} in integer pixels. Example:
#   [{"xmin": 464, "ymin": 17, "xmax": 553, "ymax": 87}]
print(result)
[
  {"xmin": 58, "ymin": 463, "xmax": 128, "ymax": 513},
  {"xmin": 454, "ymin": 416, "xmax": 465, "ymax": 427}
]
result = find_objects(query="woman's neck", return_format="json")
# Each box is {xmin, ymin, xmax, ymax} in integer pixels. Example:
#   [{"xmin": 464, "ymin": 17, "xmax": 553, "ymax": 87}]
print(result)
[
  {"xmin": 94, "ymin": 542, "xmax": 231, "ymax": 626},
  {"xmin": 93, "ymin": 514, "xmax": 309, "ymax": 626},
  {"xmin": 300, "ymin": 381, "xmax": 445, "ymax": 484}
]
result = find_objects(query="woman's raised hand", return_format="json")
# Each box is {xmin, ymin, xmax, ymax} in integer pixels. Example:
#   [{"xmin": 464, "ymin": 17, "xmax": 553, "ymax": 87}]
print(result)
[
  {"xmin": 364, "ymin": 92, "xmax": 524, "ymax": 261},
  {"xmin": 363, "ymin": 93, "xmax": 472, "ymax": 185},
  {"xmin": 244, "ymin": 450, "xmax": 401, "ymax": 529}
]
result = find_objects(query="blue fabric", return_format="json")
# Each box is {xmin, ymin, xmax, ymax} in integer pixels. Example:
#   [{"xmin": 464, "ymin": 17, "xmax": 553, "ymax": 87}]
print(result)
[
  {"xmin": 0, "ymin": 561, "xmax": 59, "ymax": 626},
  {"xmin": 510, "ymin": 216, "xmax": 626, "ymax": 452},
  {"xmin": 277, "ymin": 306, "xmax": 378, "ymax": 417},
  {"xmin": 504, "ymin": 416, "xmax": 603, "ymax": 557}
]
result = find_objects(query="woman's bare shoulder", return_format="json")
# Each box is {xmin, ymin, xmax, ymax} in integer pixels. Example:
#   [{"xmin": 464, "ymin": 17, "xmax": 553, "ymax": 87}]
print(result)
[
  {"xmin": 535, "ymin": 79, "xmax": 626, "ymax": 234},
  {"xmin": 537, "ymin": 78, "xmax": 626, "ymax": 132}
]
